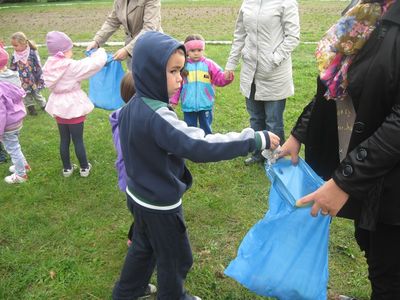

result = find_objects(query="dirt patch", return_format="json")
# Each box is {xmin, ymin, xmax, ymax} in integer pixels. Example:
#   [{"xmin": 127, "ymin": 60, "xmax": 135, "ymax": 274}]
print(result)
[{"xmin": 0, "ymin": 4, "xmax": 240, "ymax": 43}]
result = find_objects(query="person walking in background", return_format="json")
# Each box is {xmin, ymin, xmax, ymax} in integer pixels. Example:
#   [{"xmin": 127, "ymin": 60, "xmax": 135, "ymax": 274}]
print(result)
[
  {"xmin": 0, "ymin": 44, "xmax": 30, "ymax": 184},
  {"xmin": 113, "ymin": 30, "xmax": 280, "ymax": 300},
  {"xmin": 109, "ymin": 71, "xmax": 136, "ymax": 247},
  {"xmin": 279, "ymin": 1, "xmax": 400, "ymax": 299},
  {"xmin": 10, "ymin": 32, "xmax": 46, "ymax": 116},
  {"xmin": 86, "ymin": 0, "xmax": 162, "ymax": 69},
  {"xmin": 43, "ymin": 31, "xmax": 107, "ymax": 178},
  {"xmin": 169, "ymin": 34, "xmax": 234, "ymax": 135},
  {"xmin": 224, "ymin": 0, "xmax": 300, "ymax": 165}
]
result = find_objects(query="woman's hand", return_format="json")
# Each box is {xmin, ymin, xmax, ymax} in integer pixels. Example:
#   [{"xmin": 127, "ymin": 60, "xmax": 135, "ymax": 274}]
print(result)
[
  {"xmin": 86, "ymin": 41, "xmax": 99, "ymax": 51},
  {"xmin": 113, "ymin": 48, "xmax": 129, "ymax": 61},
  {"xmin": 224, "ymin": 70, "xmax": 234, "ymax": 81},
  {"xmin": 278, "ymin": 134, "xmax": 301, "ymax": 164},
  {"xmin": 296, "ymin": 179, "xmax": 349, "ymax": 217}
]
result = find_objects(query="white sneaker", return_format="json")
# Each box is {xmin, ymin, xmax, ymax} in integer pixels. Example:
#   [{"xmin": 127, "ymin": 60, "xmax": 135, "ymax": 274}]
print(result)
[
  {"xmin": 80, "ymin": 163, "xmax": 92, "ymax": 177},
  {"xmin": 9, "ymin": 164, "xmax": 31, "ymax": 173},
  {"xmin": 62, "ymin": 164, "xmax": 77, "ymax": 177},
  {"xmin": 4, "ymin": 173, "xmax": 28, "ymax": 184}
]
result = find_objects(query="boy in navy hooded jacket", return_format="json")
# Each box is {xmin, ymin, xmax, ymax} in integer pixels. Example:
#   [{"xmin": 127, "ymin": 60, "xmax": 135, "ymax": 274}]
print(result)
[{"xmin": 113, "ymin": 31, "xmax": 280, "ymax": 300}]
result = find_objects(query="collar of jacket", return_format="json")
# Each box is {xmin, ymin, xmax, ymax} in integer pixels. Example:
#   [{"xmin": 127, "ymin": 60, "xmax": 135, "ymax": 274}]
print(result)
[{"xmin": 382, "ymin": 0, "xmax": 400, "ymax": 25}]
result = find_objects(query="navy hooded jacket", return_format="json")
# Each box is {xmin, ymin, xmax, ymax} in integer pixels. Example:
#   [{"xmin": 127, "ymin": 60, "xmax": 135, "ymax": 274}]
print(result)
[{"xmin": 118, "ymin": 31, "xmax": 271, "ymax": 211}]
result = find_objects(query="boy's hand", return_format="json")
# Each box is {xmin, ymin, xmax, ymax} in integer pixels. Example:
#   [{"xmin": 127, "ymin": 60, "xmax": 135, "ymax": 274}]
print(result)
[
  {"xmin": 278, "ymin": 134, "xmax": 300, "ymax": 164},
  {"xmin": 224, "ymin": 70, "xmax": 234, "ymax": 81},
  {"xmin": 268, "ymin": 131, "xmax": 280, "ymax": 150}
]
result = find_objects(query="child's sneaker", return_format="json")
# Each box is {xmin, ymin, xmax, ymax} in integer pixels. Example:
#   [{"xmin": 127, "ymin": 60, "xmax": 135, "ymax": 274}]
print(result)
[
  {"xmin": 9, "ymin": 164, "xmax": 31, "ymax": 173},
  {"xmin": 137, "ymin": 284, "xmax": 157, "ymax": 299},
  {"xmin": 4, "ymin": 173, "xmax": 28, "ymax": 184},
  {"xmin": 63, "ymin": 164, "xmax": 77, "ymax": 177},
  {"xmin": 80, "ymin": 163, "xmax": 92, "ymax": 177}
]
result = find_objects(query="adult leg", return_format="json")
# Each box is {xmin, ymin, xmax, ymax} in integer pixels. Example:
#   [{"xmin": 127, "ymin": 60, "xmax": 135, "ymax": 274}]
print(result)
[
  {"xmin": 57, "ymin": 123, "xmax": 72, "ymax": 170},
  {"xmin": 69, "ymin": 122, "xmax": 89, "ymax": 169},
  {"xmin": 264, "ymin": 99, "xmax": 286, "ymax": 144},
  {"xmin": 355, "ymin": 222, "xmax": 400, "ymax": 300},
  {"xmin": 198, "ymin": 110, "xmax": 213, "ymax": 135},
  {"xmin": 183, "ymin": 112, "xmax": 199, "ymax": 128},
  {"xmin": 3, "ymin": 130, "xmax": 27, "ymax": 177},
  {"xmin": 32, "ymin": 89, "xmax": 47, "ymax": 109},
  {"xmin": 244, "ymin": 83, "xmax": 265, "ymax": 165}
]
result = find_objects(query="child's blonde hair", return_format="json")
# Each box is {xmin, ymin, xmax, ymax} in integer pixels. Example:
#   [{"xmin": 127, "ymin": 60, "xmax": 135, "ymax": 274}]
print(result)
[
  {"xmin": 11, "ymin": 32, "xmax": 37, "ymax": 51},
  {"xmin": 120, "ymin": 72, "xmax": 136, "ymax": 103}
]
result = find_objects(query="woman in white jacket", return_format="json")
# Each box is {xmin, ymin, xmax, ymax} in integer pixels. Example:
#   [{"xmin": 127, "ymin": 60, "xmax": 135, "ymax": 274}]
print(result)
[{"xmin": 225, "ymin": 0, "xmax": 300, "ymax": 165}]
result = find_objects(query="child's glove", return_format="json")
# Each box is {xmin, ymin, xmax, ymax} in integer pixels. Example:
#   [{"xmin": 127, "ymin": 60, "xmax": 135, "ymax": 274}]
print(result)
[{"xmin": 262, "ymin": 145, "xmax": 281, "ymax": 165}]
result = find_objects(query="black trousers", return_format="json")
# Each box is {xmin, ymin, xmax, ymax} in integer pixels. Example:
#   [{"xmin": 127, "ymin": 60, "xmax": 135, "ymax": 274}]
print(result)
[
  {"xmin": 57, "ymin": 122, "xmax": 88, "ymax": 169},
  {"xmin": 355, "ymin": 222, "xmax": 400, "ymax": 300},
  {"xmin": 112, "ymin": 198, "xmax": 193, "ymax": 300}
]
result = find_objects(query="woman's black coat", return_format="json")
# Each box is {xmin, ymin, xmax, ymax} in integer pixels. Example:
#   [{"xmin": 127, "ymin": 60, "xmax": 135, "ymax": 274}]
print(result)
[{"xmin": 292, "ymin": 2, "xmax": 400, "ymax": 230}]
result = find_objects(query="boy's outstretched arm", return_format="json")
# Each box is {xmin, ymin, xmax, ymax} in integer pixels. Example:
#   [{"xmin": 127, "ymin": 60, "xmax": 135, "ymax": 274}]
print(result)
[{"xmin": 151, "ymin": 106, "xmax": 279, "ymax": 163}]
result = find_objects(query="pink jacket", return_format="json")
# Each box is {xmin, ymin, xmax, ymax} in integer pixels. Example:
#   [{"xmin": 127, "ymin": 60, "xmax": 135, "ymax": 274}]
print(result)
[
  {"xmin": 43, "ymin": 49, "xmax": 107, "ymax": 119},
  {"xmin": 0, "ymin": 81, "xmax": 26, "ymax": 139}
]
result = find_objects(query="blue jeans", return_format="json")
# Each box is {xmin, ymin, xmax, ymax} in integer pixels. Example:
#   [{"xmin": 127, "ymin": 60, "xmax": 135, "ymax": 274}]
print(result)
[
  {"xmin": 246, "ymin": 83, "xmax": 286, "ymax": 144},
  {"xmin": 2, "ymin": 129, "xmax": 27, "ymax": 176},
  {"xmin": 183, "ymin": 110, "xmax": 213, "ymax": 135}
]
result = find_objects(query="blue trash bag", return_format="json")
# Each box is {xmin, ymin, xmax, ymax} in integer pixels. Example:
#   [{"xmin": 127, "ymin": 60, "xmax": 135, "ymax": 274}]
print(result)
[
  {"xmin": 224, "ymin": 158, "xmax": 330, "ymax": 300},
  {"xmin": 88, "ymin": 52, "xmax": 125, "ymax": 110}
]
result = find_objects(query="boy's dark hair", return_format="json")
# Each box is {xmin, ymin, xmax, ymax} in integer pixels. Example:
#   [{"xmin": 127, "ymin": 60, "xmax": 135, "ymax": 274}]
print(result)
[
  {"xmin": 184, "ymin": 34, "xmax": 205, "ymax": 43},
  {"xmin": 120, "ymin": 71, "xmax": 135, "ymax": 103}
]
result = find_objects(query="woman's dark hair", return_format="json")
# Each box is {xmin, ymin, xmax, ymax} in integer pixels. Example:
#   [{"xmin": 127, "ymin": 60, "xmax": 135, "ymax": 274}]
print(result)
[{"xmin": 120, "ymin": 71, "xmax": 135, "ymax": 103}]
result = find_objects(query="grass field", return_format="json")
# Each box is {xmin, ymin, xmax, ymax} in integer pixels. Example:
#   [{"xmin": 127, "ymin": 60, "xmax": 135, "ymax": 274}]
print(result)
[{"xmin": 0, "ymin": 1, "xmax": 370, "ymax": 299}]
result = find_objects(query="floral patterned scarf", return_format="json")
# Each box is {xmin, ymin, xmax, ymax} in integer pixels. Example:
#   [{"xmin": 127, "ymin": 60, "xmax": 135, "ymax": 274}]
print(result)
[{"xmin": 316, "ymin": 0, "xmax": 395, "ymax": 100}]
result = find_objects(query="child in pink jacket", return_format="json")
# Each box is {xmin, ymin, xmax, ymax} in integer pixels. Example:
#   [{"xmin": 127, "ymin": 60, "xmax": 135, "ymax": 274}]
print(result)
[
  {"xmin": 0, "ymin": 44, "xmax": 30, "ymax": 184},
  {"xmin": 43, "ymin": 31, "xmax": 107, "ymax": 178}
]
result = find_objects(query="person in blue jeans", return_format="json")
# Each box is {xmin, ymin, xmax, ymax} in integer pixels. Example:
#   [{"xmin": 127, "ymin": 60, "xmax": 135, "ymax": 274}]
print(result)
[{"xmin": 224, "ymin": 0, "xmax": 300, "ymax": 165}]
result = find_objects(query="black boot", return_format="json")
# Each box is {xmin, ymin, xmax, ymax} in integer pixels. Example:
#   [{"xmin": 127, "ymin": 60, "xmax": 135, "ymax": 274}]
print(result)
[{"xmin": 27, "ymin": 105, "xmax": 37, "ymax": 116}]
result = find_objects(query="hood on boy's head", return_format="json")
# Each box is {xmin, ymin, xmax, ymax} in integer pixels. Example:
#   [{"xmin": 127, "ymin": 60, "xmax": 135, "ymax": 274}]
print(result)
[{"xmin": 132, "ymin": 31, "xmax": 185, "ymax": 103}]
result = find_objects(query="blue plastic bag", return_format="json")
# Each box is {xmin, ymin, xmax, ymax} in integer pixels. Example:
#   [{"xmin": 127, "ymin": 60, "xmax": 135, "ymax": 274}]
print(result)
[
  {"xmin": 224, "ymin": 158, "xmax": 330, "ymax": 300},
  {"xmin": 88, "ymin": 52, "xmax": 125, "ymax": 110}
]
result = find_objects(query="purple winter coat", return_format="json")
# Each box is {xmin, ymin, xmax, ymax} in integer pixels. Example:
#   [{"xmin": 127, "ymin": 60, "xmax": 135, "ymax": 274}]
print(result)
[
  {"xmin": 109, "ymin": 108, "xmax": 127, "ymax": 191},
  {"xmin": 0, "ymin": 81, "xmax": 26, "ymax": 139}
]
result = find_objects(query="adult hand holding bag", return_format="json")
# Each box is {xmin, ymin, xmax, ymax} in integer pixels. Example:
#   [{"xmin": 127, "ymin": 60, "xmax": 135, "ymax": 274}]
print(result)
[{"xmin": 224, "ymin": 158, "xmax": 330, "ymax": 300}]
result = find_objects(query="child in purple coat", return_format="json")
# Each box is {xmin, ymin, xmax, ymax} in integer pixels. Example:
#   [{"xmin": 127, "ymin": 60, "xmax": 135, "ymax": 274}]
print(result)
[
  {"xmin": 0, "ymin": 44, "xmax": 30, "ymax": 184},
  {"xmin": 109, "ymin": 71, "xmax": 135, "ymax": 246}
]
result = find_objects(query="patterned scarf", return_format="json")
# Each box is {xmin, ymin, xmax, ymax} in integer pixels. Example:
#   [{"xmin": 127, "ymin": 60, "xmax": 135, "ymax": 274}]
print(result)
[
  {"xmin": 316, "ymin": 0, "xmax": 395, "ymax": 100},
  {"xmin": 13, "ymin": 46, "xmax": 30, "ymax": 64}
]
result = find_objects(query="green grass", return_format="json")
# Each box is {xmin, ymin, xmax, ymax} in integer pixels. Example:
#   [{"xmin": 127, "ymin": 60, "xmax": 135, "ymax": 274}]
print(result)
[{"xmin": 0, "ymin": 1, "xmax": 370, "ymax": 299}]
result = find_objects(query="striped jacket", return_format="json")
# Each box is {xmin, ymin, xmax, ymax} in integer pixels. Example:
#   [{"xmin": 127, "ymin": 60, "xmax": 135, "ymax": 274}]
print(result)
[{"xmin": 170, "ymin": 57, "xmax": 233, "ymax": 112}]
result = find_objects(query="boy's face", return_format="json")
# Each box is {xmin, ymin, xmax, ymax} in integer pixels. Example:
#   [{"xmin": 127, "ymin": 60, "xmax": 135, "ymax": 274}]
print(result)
[{"xmin": 166, "ymin": 51, "xmax": 185, "ymax": 98}]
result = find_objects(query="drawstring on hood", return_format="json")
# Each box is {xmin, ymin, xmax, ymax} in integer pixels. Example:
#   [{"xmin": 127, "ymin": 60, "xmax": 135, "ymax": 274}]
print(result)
[{"xmin": 132, "ymin": 31, "xmax": 186, "ymax": 103}]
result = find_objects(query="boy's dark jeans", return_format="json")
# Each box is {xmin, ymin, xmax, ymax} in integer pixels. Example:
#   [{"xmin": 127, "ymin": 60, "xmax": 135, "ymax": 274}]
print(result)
[{"xmin": 113, "ymin": 198, "xmax": 194, "ymax": 300}]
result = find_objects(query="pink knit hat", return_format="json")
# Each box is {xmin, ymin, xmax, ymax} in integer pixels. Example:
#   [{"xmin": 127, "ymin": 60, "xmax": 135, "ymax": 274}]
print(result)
[
  {"xmin": 0, "ymin": 44, "xmax": 9, "ymax": 69},
  {"xmin": 46, "ymin": 31, "xmax": 73, "ymax": 56}
]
